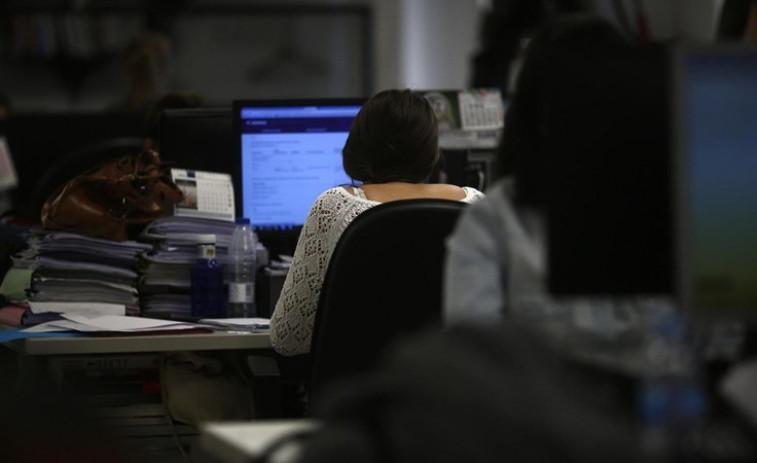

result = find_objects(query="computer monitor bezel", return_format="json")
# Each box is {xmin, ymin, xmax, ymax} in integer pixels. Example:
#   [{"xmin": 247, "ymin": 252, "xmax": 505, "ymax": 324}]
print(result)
[
  {"xmin": 158, "ymin": 107, "xmax": 233, "ymax": 156},
  {"xmin": 232, "ymin": 97, "xmax": 366, "ymax": 253},
  {"xmin": 158, "ymin": 107, "xmax": 238, "ymax": 213},
  {"xmin": 672, "ymin": 42, "xmax": 757, "ymax": 323}
]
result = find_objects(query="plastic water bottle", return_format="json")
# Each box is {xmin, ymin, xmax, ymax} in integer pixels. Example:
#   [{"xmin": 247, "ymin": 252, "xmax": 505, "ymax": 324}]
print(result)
[
  {"xmin": 226, "ymin": 217, "xmax": 258, "ymax": 318},
  {"xmin": 637, "ymin": 312, "xmax": 706, "ymax": 462},
  {"xmin": 190, "ymin": 234, "xmax": 225, "ymax": 318}
]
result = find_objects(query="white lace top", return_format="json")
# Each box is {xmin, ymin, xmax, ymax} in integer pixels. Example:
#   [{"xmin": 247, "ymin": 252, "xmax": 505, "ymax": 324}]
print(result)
[{"xmin": 270, "ymin": 185, "xmax": 485, "ymax": 356}]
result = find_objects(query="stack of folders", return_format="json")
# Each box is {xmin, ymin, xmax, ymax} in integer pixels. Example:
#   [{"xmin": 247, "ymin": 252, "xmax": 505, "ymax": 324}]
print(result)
[
  {"xmin": 18, "ymin": 230, "xmax": 153, "ymax": 317},
  {"xmin": 138, "ymin": 216, "xmax": 237, "ymax": 319}
]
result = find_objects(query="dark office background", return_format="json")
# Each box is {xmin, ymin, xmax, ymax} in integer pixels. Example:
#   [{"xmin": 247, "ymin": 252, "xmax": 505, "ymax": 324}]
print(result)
[
  {"xmin": 0, "ymin": 1, "xmax": 372, "ymax": 110},
  {"xmin": 0, "ymin": 0, "xmax": 728, "ymax": 224},
  {"xmin": 0, "ymin": 1, "xmax": 722, "ymax": 113}
]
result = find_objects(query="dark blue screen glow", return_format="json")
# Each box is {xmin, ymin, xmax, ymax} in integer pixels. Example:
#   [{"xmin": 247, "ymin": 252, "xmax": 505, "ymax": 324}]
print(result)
[{"xmin": 682, "ymin": 51, "xmax": 757, "ymax": 317}]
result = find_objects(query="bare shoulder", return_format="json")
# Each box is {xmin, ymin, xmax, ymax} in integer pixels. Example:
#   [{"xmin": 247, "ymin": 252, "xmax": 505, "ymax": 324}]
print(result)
[{"xmin": 426, "ymin": 183, "xmax": 469, "ymax": 200}]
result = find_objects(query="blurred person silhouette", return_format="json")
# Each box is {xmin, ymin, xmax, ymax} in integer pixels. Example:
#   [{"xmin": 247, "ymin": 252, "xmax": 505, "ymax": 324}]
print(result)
[
  {"xmin": 443, "ymin": 14, "xmax": 670, "ymax": 328},
  {"xmin": 470, "ymin": 0, "xmax": 589, "ymax": 94},
  {"xmin": 0, "ymin": 82, "xmax": 20, "ymax": 375},
  {"xmin": 0, "ymin": 93, "xmax": 11, "ymax": 121},
  {"xmin": 0, "ymin": 94, "xmax": 24, "ymax": 295},
  {"xmin": 110, "ymin": 32, "xmax": 173, "ymax": 116},
  {"xmin": 0, "ymin": 93, "xmax": 18, "ymax": 219},
  {"xmin": 267, "ymin": 319, "xmax": 646, "ymax": 463},
  {"xmin": 717, "ymin": 0, "xmax": 757, "ymax": 41},
  {"xmin": 270, "ymin": 89, "xmax": 485, "ymax": 358}
]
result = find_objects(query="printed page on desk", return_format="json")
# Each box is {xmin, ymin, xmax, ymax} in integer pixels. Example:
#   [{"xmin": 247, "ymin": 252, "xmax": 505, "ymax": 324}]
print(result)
[
  {"xmin": 22, "ymin": 314, "xmax": 200, "ymax": 333},
  {"xmin": 199, "ymin": 318, "xmax": 270, "ymax": 331}
]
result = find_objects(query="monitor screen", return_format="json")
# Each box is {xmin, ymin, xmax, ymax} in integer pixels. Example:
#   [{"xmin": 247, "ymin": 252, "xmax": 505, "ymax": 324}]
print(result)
[
  {"xmin": 673, "ymin": 44, "xmax": 757, "ymax": 322},
  {"xmin": 233, "ymin": 99, "xmax": 365, "ymax": 232}
]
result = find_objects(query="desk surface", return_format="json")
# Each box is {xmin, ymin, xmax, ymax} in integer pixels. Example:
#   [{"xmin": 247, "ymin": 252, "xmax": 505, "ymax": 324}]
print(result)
[
  {"xmin": 10, "ymin": 330, "xmax": 271, "ymax": 355},
  {"xmin": 201, "ymin": 420, "xmax": 319, "ymax": 463}
]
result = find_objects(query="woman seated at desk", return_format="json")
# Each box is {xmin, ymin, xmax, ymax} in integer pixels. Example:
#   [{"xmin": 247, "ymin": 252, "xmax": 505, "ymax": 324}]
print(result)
[{"xmin": 269, "ymin": 89, "xmax": 485, "ymax": 356}]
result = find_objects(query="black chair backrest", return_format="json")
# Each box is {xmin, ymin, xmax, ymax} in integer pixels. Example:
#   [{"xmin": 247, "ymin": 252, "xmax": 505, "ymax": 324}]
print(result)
[{"xmin": 308, "ymin": 198, "xmax": 467, "ymax": 399}]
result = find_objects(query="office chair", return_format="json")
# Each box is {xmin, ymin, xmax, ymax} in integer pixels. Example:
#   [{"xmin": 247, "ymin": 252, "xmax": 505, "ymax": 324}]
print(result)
[{"xmin": 307, "ymin": 198, "xmax": 468, "ymax": 403}]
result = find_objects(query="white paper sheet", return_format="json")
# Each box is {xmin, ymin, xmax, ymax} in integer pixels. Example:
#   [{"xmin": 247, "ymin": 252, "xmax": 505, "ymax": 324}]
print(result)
[{"xmin": 22, "ymin": 314, "xmax": 199, "ymax": 333}]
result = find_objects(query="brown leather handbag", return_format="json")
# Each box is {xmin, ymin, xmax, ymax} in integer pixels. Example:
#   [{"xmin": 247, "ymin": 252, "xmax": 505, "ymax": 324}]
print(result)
[{"xmin": 41, "ymin": 149, "xmax": 184, "ymax": 242}]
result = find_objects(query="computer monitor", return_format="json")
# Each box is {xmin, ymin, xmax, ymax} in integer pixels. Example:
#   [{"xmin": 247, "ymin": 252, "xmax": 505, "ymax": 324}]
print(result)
[
  {"xmin": 546, "ymin": 43, "xmax": 672, "ymax": 296},
  {"xmin": 158, "ymin": 107, "xmax": 238, "ymax": 210},
  {"xmin": 233, "ymin": 98, "xmax": 365, "ymax": 254},
  {"xmin": 672, "ymin": 44, "xmax": 757, "ymax": 323}
]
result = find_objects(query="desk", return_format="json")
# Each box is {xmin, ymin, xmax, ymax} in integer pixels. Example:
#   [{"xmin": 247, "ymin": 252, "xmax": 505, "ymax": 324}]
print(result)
[
  {"xmin": 201, "ymin": 419, "xmax": 319, "ymax": 463},
  {"xmin": 3, "ymin": 329, "xmax": 281, "ymax": 462},
  {"xmin": 6, "ymin": 329, "xmax": 273, "ymax": 385},
  {"xmin": 8, "ymin": 329, "xmax": 271, "ymax": 355}
]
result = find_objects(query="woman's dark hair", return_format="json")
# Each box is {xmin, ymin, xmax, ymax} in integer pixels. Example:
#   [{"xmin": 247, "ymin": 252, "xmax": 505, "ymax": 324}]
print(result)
[
  {"xmin": 717, "ymin": 0, "xmax": 757, "ymax": 40},
  {"xmin": 0, "ymin": 93, "xmax": 11, "ymax": 114},
  {"xmin": 343, "ymin": 89, "xmax": 439, "ymax": 184},
  {"xmin": 497, "ymin": 13, "xmax": 627, "ymax": 208},
  {"xmin": 470, "ymin": 0, "xmax": 589, "ymax": 91}
]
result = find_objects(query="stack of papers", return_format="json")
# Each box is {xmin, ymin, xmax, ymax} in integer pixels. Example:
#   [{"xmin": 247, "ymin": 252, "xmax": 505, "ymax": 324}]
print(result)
[
  {"xmin": 16, "ymin": 230, "xmax": 151, "ymax": 316},
  {"xmin": 141, "ymin": 216, "xmax": 238, "ymax": 242},
  {"xmin": 23, "ymin": 313, "xmax": 202, "ymax": 333},
  {"xmin": 27, "ymin": 301, "xmax": 126, "ymax": 317},
  {"xmin": 138, "ymin": 216, "xmax": 238, "ymax": 318},
  {"xmin": 198, "ymin": 317, "xmax": 270, "ymax": 332}
]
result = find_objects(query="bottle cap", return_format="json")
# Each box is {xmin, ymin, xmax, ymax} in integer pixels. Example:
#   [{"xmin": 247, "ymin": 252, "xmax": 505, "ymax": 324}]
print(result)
[
  {"xmin": 196, "ymin": 234, "xmax": 216, "ymax": 245},
  {"xmin": 236, "ymin": 217, "xmax": 251, "ymax": 225}
]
